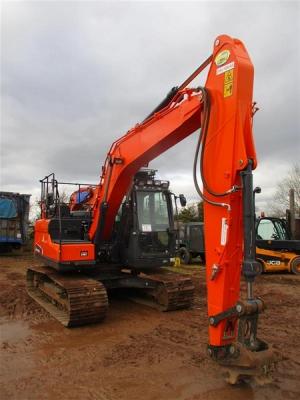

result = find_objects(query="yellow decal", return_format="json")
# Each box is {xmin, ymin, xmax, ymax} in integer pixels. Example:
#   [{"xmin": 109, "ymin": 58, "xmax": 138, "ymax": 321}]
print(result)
[
  {"xmin": 223, "ymin": 69, "xmax": 234, "ymax": 98},
  {"xmin": 215, "ymin": 50, "xmax": 230, "ymax": 66}
]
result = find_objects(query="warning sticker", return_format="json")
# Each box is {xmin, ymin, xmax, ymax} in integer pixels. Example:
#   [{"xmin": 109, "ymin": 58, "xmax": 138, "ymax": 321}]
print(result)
[
  {"xmin": 142, "ymin": 224, "xmax": 152, "ymax": 232},
  {"xmin": 224, "ymin": 69, "xmax": 234, "ymax": 84},
  {"xmin": 216, "ymin": 61, "xmax": 234, "ymax": 75},
  {"xmin": 223, "ymin": 68, "xmax": 234, "ymax": 98},
  {"xmin": 220, "ymin": 218, "xmax": 228, "ymax": 246}
]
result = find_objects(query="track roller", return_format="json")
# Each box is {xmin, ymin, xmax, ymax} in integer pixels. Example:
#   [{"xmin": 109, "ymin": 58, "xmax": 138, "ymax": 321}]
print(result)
[{"xmin": 27, "ymin": 266, "xmax": 108, "ymax": 327}]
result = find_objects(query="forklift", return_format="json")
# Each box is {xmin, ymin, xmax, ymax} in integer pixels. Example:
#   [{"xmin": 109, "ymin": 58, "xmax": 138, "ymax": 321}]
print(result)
[{"xmin": 256, "ymin": 216, "xmax": 300, "ymax": 274}]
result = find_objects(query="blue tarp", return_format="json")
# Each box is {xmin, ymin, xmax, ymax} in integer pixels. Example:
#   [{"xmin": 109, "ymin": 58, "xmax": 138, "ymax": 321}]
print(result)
[
  {"xmin": 0, "ymin": 198, "xmax": 17, "ymax": 218},
  {"xmin": 75, "ymin": 191, "xmax": 90, "ymax": 204}
]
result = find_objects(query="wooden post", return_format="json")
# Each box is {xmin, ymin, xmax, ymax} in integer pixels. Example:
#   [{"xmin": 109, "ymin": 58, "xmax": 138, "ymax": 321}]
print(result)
[{"xmin": 289, "ymin": 188, "xmax": 296, "ymax": 239}]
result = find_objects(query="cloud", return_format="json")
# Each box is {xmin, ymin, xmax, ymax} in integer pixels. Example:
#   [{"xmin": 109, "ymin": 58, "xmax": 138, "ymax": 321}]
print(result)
[{"xmin": 1, "ymin": 1, "xmax": 299, "ymax": 214}]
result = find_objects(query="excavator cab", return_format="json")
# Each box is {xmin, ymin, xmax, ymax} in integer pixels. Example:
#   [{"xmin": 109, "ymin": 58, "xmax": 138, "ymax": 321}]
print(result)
[{"xmin": 114, "ymin": 169, "xmax": 176, "ymax": 269}]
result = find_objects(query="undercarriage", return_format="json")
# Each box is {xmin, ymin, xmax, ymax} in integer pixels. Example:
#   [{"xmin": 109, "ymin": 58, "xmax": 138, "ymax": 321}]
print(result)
[
  {"xmin": 27, "ymin": 265, "xmax": 195, "ymax": 327},
  {"xmin": 27, "ymin": 266, "xmax": 108, "ymax": 327}
]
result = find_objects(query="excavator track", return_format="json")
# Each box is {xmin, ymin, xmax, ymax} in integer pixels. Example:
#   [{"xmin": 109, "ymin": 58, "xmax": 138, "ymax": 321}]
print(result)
[
  {"xmin": 134, "ymin": 271, "xmax": 195, "ymax": 311},
  {"xmin": 27, "ymin": 266, "xmax": 108, "ymax": 327}
]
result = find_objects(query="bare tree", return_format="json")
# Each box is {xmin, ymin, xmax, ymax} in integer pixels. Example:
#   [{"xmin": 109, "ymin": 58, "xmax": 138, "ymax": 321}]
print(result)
[{"xmin": 270, "ymin": 164, "xmax": 300, "ymax": 217}]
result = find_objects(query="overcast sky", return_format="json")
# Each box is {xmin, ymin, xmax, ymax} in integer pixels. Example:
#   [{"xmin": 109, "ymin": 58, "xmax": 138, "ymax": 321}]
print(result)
[{"xmin": 1, "ymin": 1, "xmax": 299, "ymax": 213}]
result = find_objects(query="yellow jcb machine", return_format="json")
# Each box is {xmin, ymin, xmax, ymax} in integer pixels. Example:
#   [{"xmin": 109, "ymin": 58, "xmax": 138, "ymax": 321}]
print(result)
[{"xmin": 256, "ymin": 216, "xmax": 300, "ymax": 275}]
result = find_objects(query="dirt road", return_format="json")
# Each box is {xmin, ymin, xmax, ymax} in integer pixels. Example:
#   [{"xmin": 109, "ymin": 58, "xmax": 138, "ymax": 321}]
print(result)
[{"xmin": 0, "ymin": 254, "xmax": 299, "ymax": 400}]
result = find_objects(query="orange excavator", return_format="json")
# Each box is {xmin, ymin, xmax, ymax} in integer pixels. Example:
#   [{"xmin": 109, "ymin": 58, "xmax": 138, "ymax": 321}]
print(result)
[{"xmin": 27, "ymin": 35, "xmax": 274, "ymax": 382}]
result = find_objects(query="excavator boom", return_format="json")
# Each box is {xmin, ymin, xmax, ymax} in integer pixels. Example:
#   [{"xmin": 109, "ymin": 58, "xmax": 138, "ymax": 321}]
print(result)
[{"xmin": 90, "ymin": 90, "xmax": 203, "ymax": 243}]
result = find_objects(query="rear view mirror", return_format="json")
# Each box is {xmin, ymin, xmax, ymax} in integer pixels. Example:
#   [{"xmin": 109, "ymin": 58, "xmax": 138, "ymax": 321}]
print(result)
[{"xmin": 179, "ymin": 194, "xmax": 187, "ymax": 207}]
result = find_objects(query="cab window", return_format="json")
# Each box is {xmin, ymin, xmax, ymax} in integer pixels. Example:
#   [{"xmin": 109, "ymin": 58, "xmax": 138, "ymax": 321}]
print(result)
[{"xmin": 257, "ymin": 219, "xmax": 280, "ymax": 240}]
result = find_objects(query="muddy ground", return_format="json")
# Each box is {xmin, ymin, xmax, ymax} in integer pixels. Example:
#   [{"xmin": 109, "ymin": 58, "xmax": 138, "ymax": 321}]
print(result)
[{"xmin": 0, "ymin": 254, "xmax": 299, "ymax": 400}]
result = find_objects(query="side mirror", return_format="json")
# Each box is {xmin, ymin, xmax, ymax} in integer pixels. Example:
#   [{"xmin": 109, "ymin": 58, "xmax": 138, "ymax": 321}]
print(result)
[
  {"xmin": 179, "ymin": 194, "xmax": 187, "ymax": 207},
  {"xmin": 254, "ymin": 186, "xmax": 261, "ymax": 194}
]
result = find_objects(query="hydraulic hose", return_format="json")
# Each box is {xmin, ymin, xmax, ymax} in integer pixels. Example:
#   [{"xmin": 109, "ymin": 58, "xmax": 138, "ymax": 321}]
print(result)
[
  {"xmin": 143, "ymin": 55, "xmax": 212, "ymax": 123},
  {"xmin": 193, "ymin": 87, "xmax": 233, "ymax": 210}
]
